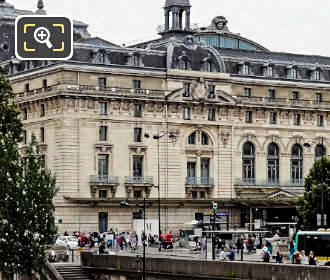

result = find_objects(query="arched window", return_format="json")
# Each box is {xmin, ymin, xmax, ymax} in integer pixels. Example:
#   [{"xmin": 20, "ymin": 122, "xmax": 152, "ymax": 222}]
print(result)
[
  {"xmin": 267, "ymin": 65, "xmax": 273, "ymax": 77},
  {"xmin": 202, "ymin": 61, "xmax": 213, "ymax": 72},
  {"xmin": 188, "ymin": 132, "xmax": 196, "ymax": 145},
  {"xmin": 242, "ymin": 64, "xmax": 250, "ymax": 75},
  {"xmin": 315, "ymin": 144, "xmax": 326, "ymax": 160},
  {"xmin": 242, "ymin": 142, "xmax": 255, "ymax": 183},
  {"xmin": 291, "ymin": 144, "xmax": 303, "ymax": 184},
  {"xmin": 178, "ymin": 58, "xmax": 188, "ymax": 70},
  {"xmin": 289, "ymin": 68, "xmax": 298, "ymax": 79},
  {"xmin": 267, "ymin": 143, "xmax": 279, "ymax": 184},
  {"xmin": 201, "ymin": 132, "xmax": 209, "ymax": 145}
]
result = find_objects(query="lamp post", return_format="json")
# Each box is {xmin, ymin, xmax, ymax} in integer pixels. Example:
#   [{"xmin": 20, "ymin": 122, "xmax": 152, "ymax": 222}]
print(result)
[
  {"xmin": 144, "ymin": 132, "xmax": 176, "ymax": 251},
  {"xmin": 120, "ymin": 199, "xmax": 146, "ymax": 280}
]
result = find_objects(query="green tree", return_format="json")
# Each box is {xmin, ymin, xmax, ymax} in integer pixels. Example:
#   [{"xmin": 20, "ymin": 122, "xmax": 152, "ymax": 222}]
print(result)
[
  {"xmin": 297, "ymin": 157, "xmax": 330, "ymax": 230},
  {"xmin": 0, "ymin": 69, "xmax": 57, "ymax": 277}
]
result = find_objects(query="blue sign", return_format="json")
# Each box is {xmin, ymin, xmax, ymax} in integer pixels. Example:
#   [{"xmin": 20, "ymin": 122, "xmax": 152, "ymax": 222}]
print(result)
[{"xmin": 216, "ymin": 212, "xmax": 228, "ymax": 217}]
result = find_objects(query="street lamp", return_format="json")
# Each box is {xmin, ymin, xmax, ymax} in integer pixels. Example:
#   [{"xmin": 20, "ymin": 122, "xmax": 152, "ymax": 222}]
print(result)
[
  {"xmin": 144, "ymin": 132, "xmax": 176, "ymax": 251},
  {"xmin": 120, "ymin": 199, "xmax": 146, "ymax": 280}
]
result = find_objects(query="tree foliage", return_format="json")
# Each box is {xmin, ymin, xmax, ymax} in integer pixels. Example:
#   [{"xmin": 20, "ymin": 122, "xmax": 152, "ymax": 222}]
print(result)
[
  {"xmin": 297, "ymin": 157, "xmax": 330, "ymax": 230},
  {"xmin": 0, "ymin": 69, "xmax": 57, "ymax": 276}
]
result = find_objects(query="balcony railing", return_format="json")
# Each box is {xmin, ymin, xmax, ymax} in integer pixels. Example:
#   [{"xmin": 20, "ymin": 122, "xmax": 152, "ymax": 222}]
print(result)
[
  {"xmin": 236, "ymin": 96, "xmax": 330, "ymax": 109},
  {"xmin": 124, "ymin": 176, "xmax": 153, "ymax": 185},
  {"xmin": 235, "ymin": 178, "xmax": 305, "ymax": 187},
  {"xmin": 185, "ymin": 177, "xmax": 215, "ymax": 186},
  {"xmin": 90, "ymin": 176, "xmax": 119, "ymax": 185}
]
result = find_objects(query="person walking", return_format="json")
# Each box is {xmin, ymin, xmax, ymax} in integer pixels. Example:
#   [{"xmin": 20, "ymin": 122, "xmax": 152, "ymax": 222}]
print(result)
[
  {"xmin": 262, "ymin": 246, "xmax": 270, "ymax": 263},
  {"xmin": 288, "ymin": 240, "xmax": 295, "ymax": 263},
  {"xmin": 236, "ymin": 238, "xmax": 242, "ymax": 254},
  {"xmin": 275, "ymin": 251, "xmax": 283, "ymax": 263}
]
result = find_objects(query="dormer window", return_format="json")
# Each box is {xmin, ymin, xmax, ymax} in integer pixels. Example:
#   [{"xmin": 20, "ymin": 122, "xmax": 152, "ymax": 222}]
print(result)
[
  {"xmin": 133, "ymin": 55, "xmax": 140, "ymax": 66},
  {"xmin": 242, "ymin": 64, "xmax": 250, "ymax": 75},
  {"xmin": 201, "ymin": 60, "xmax": 213, "ymax": 72},
  {"xmin": 288, "ymin": 67, "xmax": 298, "ymax": 79},
  {"xmin": 99, "ymin": 52, "xmax": 105, "ymax": 64},
  {"xmin": 312, "ymin": 69, "xmax": 321, "ymax": 81},
  {"xmin": 178, "ymin": 58, "xmax": 188, "ymax": 70},
  {"xmin": 266, "ymin": 65, "xmax": 273, "ymax": 77}
]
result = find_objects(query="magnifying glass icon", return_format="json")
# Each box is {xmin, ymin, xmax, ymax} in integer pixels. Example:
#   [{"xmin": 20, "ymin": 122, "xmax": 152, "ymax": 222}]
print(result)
[{"xmin": 34, "ymin": 27, "xmax": 53, "ymax": 49}]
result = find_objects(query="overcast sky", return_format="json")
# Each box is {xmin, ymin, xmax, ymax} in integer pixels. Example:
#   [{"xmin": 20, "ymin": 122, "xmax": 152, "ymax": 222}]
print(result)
[{"xmin": 9, "ymin": 0, "xmax": 330, "ymax": 56}]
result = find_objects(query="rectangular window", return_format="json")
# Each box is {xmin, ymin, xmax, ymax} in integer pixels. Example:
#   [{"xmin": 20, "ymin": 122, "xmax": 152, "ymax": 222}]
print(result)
[
  {"xmin": 99, "ymin": 190, "xmax": 108, "ymax": 198},
  {"xmin": 208, "ymin": 85, "xmax": 215, "ymax": 99},
  {"xmin": 208, "ymin": 109, "xmax": 216, "ymax": 121},
  {"xmin": 134, "ymin": 128, "xmax": 142, "ymax": 142},
  {"xmin": 315, "ymin": 93, "xmax": 323, "ymax": 103},
  {"xmin": 268, "ymin": 89, "xmax": 276, "ymax": 99},
  {"xmin": 40, "ymin": 127, "xmax": 45, "ymax": 143},
  {"xmin": 40, "ymin": 104, "xmax": 45, "ymax": 117},
  {"xmin": 98, "ymin": 154, "xmax": 109, "ymax": 176},
  {"xmin": 133, "ymin": 80, "xmax": 141, "ymax": 89},
  {"xmin": 200, "ymin": 191, "xmax": 206, "ymax": 199},
  {"xmin": 267, "ymin": 66, "xmax": 273, "ymax": 77},
  {"xmin": 201, "ymin": 158, "xmax": 210, "ymax": 183},
  {"xmin": 183, "ymin": 107, "xmax": 190, "ymax": 120},
  {"xmin": 245, "ymin": 111, "xmax": 252, "ymax": 123},
  {"xmin": 98, "ymin": 77, "xmax": 107, "ymax": 89},
  {"xmin": 134, "ymin": 190, "xmax": 142, "ymax": 198},
  {"xmin": 294, "ymin": 114, "xmax": 301, "ymax": 126},
  {"xmin": 25, "ymin": 83, "xmax": 30, "ymax": 92},
  {"xmin": 292, "ymin": 91, "xmax": 299, "ymax": 100},
  {"xmin": 317, "ymin": 115, "xmax": 324, "ymax": 127},
  {"xmin": 187, "ymin": 162, "xmax": 196, "ymax": 182},
  {"xmin": 183, "ymin": 83, "xmax": 190, "ymax": 97},
  {"xmin": 99, "ymin": 102, "xmax": 107, "ymax": 115},
  {"xmin": 23, "ymin": 108, "xmax": 28, "ymax": 120},
  {"xmin": 98, "ymin": 212, "xmax": 108, "ymax": 233},
  {"xmin": 134, "ymin": 104, "xmax": 142, "ymax": 117},
  {"xmin": 244, "ymin": 88, "xmax": 251, "ymax": 97},
  {"xmin": 133, "ymin": 156, "xmax": 143, "ymax": 177},
  {"xmin": 99, "ymin": 126, "xmax": 108, "ymax": 141},
  {"xmin": 42, "ymin": 79, "xmax": 47, "ymax": 89},
  {"xmin": 192, "ymin": 191, "xmax": 198, "ymax": 199},
  {"xmin": 242, "ymin": 64, "xmax": 249, "ymax": 75},
  {"xmin": 312, "ymin": 70, "xmax": 321, "ymax": 81},
  {"xmin": 270, "ymin": 112, "xmax": 277, "ymax": 124}
]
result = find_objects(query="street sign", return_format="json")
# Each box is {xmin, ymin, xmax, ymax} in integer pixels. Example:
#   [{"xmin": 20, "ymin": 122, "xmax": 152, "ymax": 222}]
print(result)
[{"xmin": 216, "ymin": 212, "xmax": 228, "ymax": 217}]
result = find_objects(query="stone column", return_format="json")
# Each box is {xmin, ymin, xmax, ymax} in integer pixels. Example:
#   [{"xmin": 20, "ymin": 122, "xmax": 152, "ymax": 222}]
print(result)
[
  {"xmin": 185, "ymin": 9, "xmax": 191, "ymax": 30},
  {"xmin": 164, "ymin": 9, "xmax": 169, "ymax": 31}
]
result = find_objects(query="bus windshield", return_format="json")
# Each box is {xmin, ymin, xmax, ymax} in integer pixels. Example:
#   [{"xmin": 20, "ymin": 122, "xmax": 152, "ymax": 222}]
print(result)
[{"xmin": 296, "ymin": 233, "xmax": 330, "ymax": 257}]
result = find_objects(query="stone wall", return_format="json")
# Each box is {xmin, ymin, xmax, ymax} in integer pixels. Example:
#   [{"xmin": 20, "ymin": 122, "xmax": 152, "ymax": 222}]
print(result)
[{"xmin": 81, "ymin": 252, "xmax": 330, "ymax": 280}]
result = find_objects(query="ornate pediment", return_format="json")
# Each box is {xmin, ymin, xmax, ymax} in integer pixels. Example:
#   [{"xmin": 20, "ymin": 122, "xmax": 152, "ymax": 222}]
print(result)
[{"xmin": 267, "ymin": 190, "xmax": 297, "ymax": 199}]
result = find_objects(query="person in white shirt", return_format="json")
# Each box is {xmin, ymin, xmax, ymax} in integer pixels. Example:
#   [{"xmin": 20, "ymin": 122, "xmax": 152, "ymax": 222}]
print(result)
[
  {"xmin": 219, "ymin": 247, "xmax": 227, "ymax": 261},
  {"xmin": 300, "ymin": 250, "xmax": 309, "ymax": 265}
]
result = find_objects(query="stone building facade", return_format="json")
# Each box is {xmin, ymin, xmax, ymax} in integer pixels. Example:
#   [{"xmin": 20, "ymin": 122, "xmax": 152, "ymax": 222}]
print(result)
[{"xmin": 1, "ymin": 0, "xmax": 330, "ymax": 233}]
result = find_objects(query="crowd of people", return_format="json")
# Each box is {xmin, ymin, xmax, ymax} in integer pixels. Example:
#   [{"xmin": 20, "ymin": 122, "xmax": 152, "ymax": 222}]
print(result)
[{"xmin": 59, "ymin": 229, "xmax": 161, "ymax": 253}]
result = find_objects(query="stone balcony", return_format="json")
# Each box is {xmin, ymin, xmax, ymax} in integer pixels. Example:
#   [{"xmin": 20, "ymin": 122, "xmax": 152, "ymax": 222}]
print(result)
[
  {"xmin": 235, "ymin": 96, "xmax": 330, "ymax": 110},
  {"xmin": 89, "ymin": 175, "xmax": 120, "ymax": 198},
  {"xmin": 185, "ymin": 177, "xmax": 214, "ymax": 199},
  {"xmin": 185, "ymin": 177, "xmax": 215, "ymax": 186},
  {"xmin": 124, "ymin": 176, "xmax": 154, "ymax": 199}
]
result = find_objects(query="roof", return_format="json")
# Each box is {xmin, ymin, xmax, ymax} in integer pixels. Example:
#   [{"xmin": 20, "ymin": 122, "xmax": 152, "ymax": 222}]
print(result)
[
  {"xmin": 75, "ymin": 37, "xmax": 120, "ymax": 48},
  {"xmin": 165, "ymin": 0, "xmax": 191, "ymax": 7}
]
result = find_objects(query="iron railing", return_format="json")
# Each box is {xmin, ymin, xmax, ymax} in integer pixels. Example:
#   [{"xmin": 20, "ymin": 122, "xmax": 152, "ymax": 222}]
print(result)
[
  {"xmin": 89, "ymin": 176, "xmax": 119, "ymax": 185},
  {"xmin": 185, "ymin": 177, "xmax": 215, "ymax": 186},
  {"xmin": 235, "ymin": 178, "xmax": 305, "ymax": 187},
  {"xmin": 124, "ymin": 176, "xmax": 154, "ymax": 185}
]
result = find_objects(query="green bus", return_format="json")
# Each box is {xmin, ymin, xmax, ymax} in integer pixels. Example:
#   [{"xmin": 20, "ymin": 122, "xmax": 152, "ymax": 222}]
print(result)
[{"xmin": 295, "ymin": 231, "xmax": 330, "ymax": 265}]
